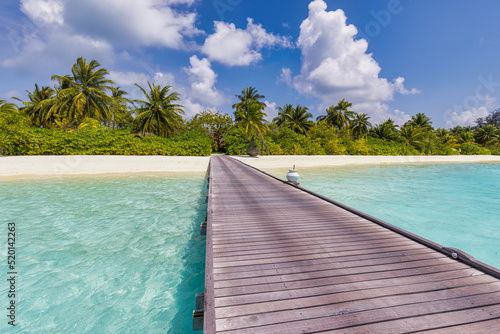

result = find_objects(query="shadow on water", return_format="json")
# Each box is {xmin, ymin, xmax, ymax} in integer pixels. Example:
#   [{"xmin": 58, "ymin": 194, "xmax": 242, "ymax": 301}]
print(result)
[{"xmin": 168, "ymin": 174, "xmax": 208, "ymax": 334}]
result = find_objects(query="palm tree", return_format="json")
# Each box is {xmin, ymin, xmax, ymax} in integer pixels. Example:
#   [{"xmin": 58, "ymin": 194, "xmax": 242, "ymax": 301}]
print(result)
[
  {"xmin": 273, "ymin": 104, "xmax": 294, "ymax": 127},
  {"xmin": 436, "ymin": 129, "xmax": 457, "ymax": 148},
  {"xmin": 475, "ymin": 124, "xmax": 499, "ymax": 146},
  {"xmin": 237, "ymin": 100, "xmax": 270, "ymax": 154},
  {"xmin": 274, "ymin": 104, "xmax": 314, "ymax": 135},
  {"xmin": 232, "ymin": 86, "xmax": 266, "ymax": 122},
  {"xmin": 109, "ymin": 87, "xmax": 132, "ymax": 129},
  {"xmin": 0, "ymin": 99, "xmax": 17, "ymax": 113},
  {"xmin": 51, "ymin": 57, "xmax": 115, "ymax": 125},
  {"xmin": 133, "ymin": 82, "xmax": 184, "ymax": 138},
  {"xmin": 400, "ymin": 126, "xmax": 423, "ymax": 146},
  {"xmin": 350, "ymin": 113, "xmax": 372, "ymax": 139},
  {"xmin": 420, "ymin": 131, "xmax": 437, "ymax": 154},
  {"xmin": 435, "ymin": 128, "xmax": 448, "ymax": 138},
  {"xmin": 14, "ymin": 84, "xmax": 57, "ymax": 127},
  {"xmin": 408, "ymin": 113, "xmax": 433, "ymax": 129},
  {"xmin": 456, "ymin": 131, "xmax": 475, "ymax": 145},
  {"xmin": 450, "ymin": 125, "xmax": 473, "ymax": 135},
  {"xmin": 370, "ymin": 119, "xmax": 398, "ymax": 140},
  {"xmin": 317, "ymin": 99, "xmax": 354, "ymax": 130}
]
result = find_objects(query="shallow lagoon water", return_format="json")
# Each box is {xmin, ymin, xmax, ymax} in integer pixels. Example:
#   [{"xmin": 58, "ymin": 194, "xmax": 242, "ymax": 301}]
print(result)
[
  {"xmin": 0, "ymin": 174, "xmax": 207, "ymax": 333},
  {"xmin": 299, "ymin": 163, "xmax": 500, "ymax": 269}
]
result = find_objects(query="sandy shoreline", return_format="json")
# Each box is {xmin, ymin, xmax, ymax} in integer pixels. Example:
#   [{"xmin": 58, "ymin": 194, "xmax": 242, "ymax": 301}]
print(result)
[
  {"xmin": 0, "ymin": 156, "xmax": 211, "ymax": 178},
  {"xmin": 232, "ymin": 155, "xmax": 500, "ymax": 172},
  {"xmin": 1, "ymin": 155, "xmax": 499, "ymax": 178}
]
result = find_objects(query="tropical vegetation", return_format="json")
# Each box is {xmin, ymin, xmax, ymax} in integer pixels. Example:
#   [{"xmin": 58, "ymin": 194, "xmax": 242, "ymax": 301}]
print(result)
[
  {"xmin": 132, "ymin": 82, "xmax": 184, "ymax": 138},
  {"xmin": 1, "ymin": 57, "xmax": 499, "ymax": 156}
]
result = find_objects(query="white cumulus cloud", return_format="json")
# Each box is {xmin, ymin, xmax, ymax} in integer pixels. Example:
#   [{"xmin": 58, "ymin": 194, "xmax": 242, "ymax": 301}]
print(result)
[
  {"xmin": 20, "ymin": 0, "xmax": 200, "ymax": 49},
  {"xmin": 21, "ymin": 0, "xmax": 65, "ymax": 26},
  {"xmin": 202, "ymin": 18, "xmax": 292, "ymax": 66},
  {"xmin": 4, "ymin": 0, "xmax": 202, "ymax": 74},
  {"xmin": 445, "ymin": 95, "xmax": 495, "ymax": 128},
  {"xmin": 391, "ymin": 109, "xmax": 412, "ymax": 126},
  {"xmin": 109, "ymin": 71, "xmax": 151, "ymax": 88},
  {"xmin": 278, "ymin": 67, "xmax": 293, "ymax": 86},
  {"xmin": 393, "ymin": 77, "xmax": 421, "ymax": 95},
  {"xmin": 445, "ymin": 107, "xmax": 490, "ymax": 128},
  {"xmin": 184, "ymin": 56, "xmax": 227, "ymax": 106},
  {"xmin": 2, "ymin": 31, "xmax": 114, "ymax": 75},
  {"xmin": 61, "ymin": 0, "xmax": 201, "ymax": 49},
  {"xmin": 293, "ymin": 0, "xmax": 418, "ymax": 120},
  {"xmin": 263, "ymin": 101, "xmax": 277, "ymax": 121}
]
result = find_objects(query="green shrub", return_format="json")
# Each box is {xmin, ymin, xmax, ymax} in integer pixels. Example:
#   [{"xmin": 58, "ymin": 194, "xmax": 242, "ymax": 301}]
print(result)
[
  {"xmin": 265, "ymin": 141, "xmax": 283, "ymax": 155},
  {"xmin": 434, "ymin": 145, "xmax": 460, "ymax": 155},
  {"xmin": 298, "ymin": 137, "xmax": 326, "ymax": 155},
  {"xmin": 0, "ymin": 114, "xmax": 211, "ymax": 156},
  {"xmin": 486, "ymin": 145, "xmax": 500, "ymax": 155},
  {"xmin": 322, "ymin": 138, "xmax": 347, "ymax": 155},
  {"xmin": 347, "ymin": 139, "xmax": 371, "ymax": 155},
  {"xmin": 365, "ymin": 137, "xmax": 420, "ymax": 155},
  {"xmin": 271, "ymin": 128, "xmax": 303, "ymax": 155},
  {"xmin": 459, "ymin": 143, "xmax": 491, "ymax": 155},
  {"xmin": 224, "ymin": 127, "xmax": 249, "ymax": 155}
]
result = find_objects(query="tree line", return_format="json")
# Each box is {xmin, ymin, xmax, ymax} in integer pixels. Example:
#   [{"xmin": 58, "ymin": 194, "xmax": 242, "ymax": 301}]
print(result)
[{"xmin": 1, "ymin": 57, "xmax": 499, "ymax": 156}]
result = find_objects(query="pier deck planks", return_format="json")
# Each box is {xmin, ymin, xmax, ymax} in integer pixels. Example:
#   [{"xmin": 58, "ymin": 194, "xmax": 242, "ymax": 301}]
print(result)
[{"xmin": 203, "ymin": 155, "xmax": 500, "ymax": 333}]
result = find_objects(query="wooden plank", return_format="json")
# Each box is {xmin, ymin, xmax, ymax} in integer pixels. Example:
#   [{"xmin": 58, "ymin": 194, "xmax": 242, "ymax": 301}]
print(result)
[
  {"xmin": 217, "ymin": 289, "xmax": 500, "ymax": 332},
  {"xmin": 213, "ymin": 237, "xmax": 418, "ymax": 258},
  {"xmin": 214, "ymin": 257, "xmax": 462, "ymax": 281},
  {"xmin": 218, "ymin": 294, "xmax": 500, "ymax": 333},
  {"xmin": 212, "ymin": 233, "xmax": 403, "ymax": 255},
  {"xmin": 213, "ymin": 232, "xmax": 399, "ymax": 251},
  {"xmin": 213, "ymin": 239, "xmax": 421, "ymax": 263},
  {"xmin": 212, "ymin": 230, "xmax": 397, "ymax": 249},
  {"xmin": 213, "ymin": 248, "xmax": 442, "ymax": 276},
  {"xmin": 213, "ymin": 245, "xmax": 432, "ymax": 269},
  {"xmin": 214, "ymin": 276, "xmax": 499, "ymax": 312},
  {"xmin": 327, "ymin": 304, "xmax": 500, "ymax": 334},
  {"xmin": 214, "ymin": 268, "xmax": 480, "ymax": 297},
  {"xmin": 416, "ymin": 317, "xmax": 500, "ymax": 333},
  {"xmin": 211, "ymin": 224, "xmax": 387, "ymax": 241}
]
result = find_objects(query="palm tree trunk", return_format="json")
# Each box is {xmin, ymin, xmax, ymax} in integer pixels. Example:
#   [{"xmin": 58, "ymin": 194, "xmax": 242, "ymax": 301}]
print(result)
[{"xmin": 257, "ymin": 134, "xmax": 270, "ymax": 155}]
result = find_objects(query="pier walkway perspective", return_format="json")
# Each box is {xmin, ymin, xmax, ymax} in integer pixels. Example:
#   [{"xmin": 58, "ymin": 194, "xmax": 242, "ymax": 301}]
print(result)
[{"xmin": 201, "ymin": 154, "xmax": 500, "ymax": 333}]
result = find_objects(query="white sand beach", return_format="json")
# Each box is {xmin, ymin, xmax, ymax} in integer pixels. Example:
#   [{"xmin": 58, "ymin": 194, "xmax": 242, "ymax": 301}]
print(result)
[
  {"xmin": 1, "ymin": 155, "xmax": 499, "ymax": 178},
  {"xmin": 232, "ymin": 155, "xmax": 500, "ymax": 172},
  {"xmin": 0, "ymin": 155, "xmax": 211, "ymax": 178}
]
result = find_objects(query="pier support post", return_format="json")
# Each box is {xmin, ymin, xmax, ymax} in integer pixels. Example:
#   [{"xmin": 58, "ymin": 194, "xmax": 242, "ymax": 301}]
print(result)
[
  {"xmin": 200, "ymin": 222, "xmax": 207, "ymax": 235},
  {"xmin": 192, "ymin": 293, "xmax": 204, "ymax": 331}
]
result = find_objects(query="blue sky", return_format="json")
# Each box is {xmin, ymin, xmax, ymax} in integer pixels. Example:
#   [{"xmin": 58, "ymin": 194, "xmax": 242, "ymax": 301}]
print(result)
[{"xmin": 1, "ymin": 0, "xmax": 500, "ymax": 128}]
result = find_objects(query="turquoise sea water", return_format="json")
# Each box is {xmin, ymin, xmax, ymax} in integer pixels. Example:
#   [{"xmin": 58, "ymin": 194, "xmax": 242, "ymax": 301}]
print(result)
[
  {"xmin": 299, "ymin": 163, "xmax": 500, "ymax": 269},
  {"xmin": 0, "ymin": 174, "xmax": 207, "ymax": 333}
]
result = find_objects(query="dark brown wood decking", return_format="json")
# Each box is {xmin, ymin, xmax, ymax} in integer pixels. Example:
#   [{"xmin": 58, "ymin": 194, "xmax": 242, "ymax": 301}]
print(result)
[{"xmin": 203, "ymin": 155, "xmax": 500, "ymax": 333}]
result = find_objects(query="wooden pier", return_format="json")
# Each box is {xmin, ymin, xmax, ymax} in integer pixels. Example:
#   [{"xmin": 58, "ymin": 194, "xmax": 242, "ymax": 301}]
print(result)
[{"xmin": 200, "ymin": 155, "xmax": 500, "ymax": 333}]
